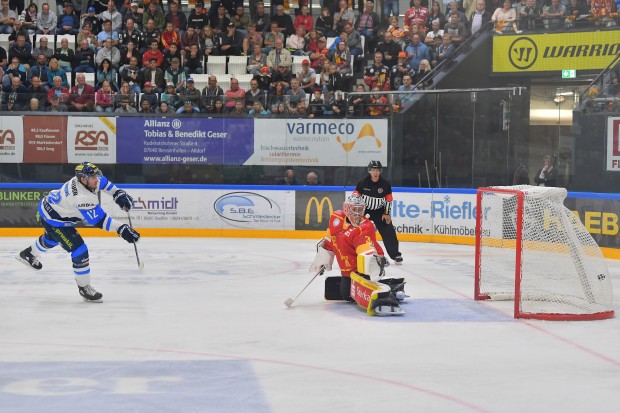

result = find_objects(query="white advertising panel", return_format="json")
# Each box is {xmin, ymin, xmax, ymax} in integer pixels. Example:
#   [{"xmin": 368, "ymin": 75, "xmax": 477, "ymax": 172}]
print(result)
[
  {"xmin": 67, "ymin": 116, "xmax": 117, "ymax": 164},
  {"xmin": 101, "ymin": 188, "xmax": 296, "ymax": 230},
  {"xmin": 246, "ymin": 119, "xmax": 388, "ymax": 166},
  {"xmin": 0, "ymin": 116, "xmax": 23, "ymax": 163}
]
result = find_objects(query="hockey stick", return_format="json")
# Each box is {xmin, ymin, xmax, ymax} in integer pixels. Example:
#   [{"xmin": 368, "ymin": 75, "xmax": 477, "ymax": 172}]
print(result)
[
  {"xmin": 284, "ymin": 266, "xmax": 325, "ymax": 308},
  {"xmin": 127, "ymin": 211, "xmax": 144, "ymax": 272}
]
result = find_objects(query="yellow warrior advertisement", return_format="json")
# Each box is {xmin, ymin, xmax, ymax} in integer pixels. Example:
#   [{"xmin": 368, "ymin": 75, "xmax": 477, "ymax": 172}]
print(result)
[{"xmin": 492, "ymin": 31, "xmax": 619, "ymax": 73}]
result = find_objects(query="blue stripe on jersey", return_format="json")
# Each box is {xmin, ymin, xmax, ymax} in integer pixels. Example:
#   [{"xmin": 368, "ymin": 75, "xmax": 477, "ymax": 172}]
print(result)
[
  {"xmin": 74, "ymin": 268, "xmax": 91, "ymax": 275},
  {"xmin": 71, "ymin": 244, "xmax": 88, "ymax": 259},
  {"xmin": 104, "ymin": 216, "xmax": 113, "ymax": 231},
  {"xmin": 38, "ymin": 200, "xmax": 80, "ymax": 227},
  {"xmin": 43, "ymin": 236, "xmax": 59, "ymax": 247},
  {"xmin": 80, "ymin": 205, "xmax": 105, "ymax": 225}
]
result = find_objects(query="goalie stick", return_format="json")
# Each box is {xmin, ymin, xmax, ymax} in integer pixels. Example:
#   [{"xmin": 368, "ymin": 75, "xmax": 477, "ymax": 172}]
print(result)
[
  {"xmin": 127, "ymin": 211, "xmax": 144, "ymax": 272},
  {"xmin": 284, "ymin": 266, "xmax": 325, "ymax": 308}
]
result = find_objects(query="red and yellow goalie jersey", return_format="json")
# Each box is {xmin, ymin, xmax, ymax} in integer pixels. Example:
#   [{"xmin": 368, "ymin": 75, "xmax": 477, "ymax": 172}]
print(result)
[{"xmin": 323, "ymin": 210, "xmax": 385, "ymax": 277}]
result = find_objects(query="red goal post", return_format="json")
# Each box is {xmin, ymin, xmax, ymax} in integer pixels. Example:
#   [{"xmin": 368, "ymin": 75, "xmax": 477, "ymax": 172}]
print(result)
[{"xmin": 474, "ymin": 185, "xmax": 614, "ymax": 321}]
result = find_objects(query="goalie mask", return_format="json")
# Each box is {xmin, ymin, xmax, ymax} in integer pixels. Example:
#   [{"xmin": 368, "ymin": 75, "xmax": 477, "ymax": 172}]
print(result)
[
  {"xmin": 343, "ymin": 194, "xmax": 366, "ymax": 226},
  {"xmin": 75, "ymin": 162, "xmax": 102, "ymax": 193}
]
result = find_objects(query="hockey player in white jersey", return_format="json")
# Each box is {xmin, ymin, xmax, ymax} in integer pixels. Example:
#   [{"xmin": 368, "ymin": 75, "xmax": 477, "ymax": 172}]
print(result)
[{"xmin": 16, "ymin": 162, "xmax": 140, "ymax": 303}]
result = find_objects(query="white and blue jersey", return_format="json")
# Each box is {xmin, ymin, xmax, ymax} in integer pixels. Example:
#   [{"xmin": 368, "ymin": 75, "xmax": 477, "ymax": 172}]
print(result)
[{"xmin": 38, "ymin": 175, "xmax": 122, "ymax": 232}]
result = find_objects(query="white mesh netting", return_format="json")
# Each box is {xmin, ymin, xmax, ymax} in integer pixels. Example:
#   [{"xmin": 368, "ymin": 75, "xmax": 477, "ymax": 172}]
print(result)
[{"xmin": 476, "ymin": 185, "xmax": 614, "ymax": 319}]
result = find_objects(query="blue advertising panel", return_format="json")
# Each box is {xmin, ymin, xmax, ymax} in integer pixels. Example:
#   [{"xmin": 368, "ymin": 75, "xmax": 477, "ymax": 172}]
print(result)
[{"xmin": 117, "ymin": 117, "xmax": 254, "ymax": 165}]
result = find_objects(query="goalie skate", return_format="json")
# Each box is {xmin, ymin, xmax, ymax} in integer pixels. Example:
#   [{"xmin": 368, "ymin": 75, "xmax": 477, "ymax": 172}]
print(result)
[{"xmin": 374, "ymin": 304, "xmax": 406, "ymax": 316}]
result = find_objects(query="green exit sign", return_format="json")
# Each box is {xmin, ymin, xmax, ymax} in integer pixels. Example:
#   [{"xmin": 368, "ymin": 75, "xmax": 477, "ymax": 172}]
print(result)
[{"xmin": 562, "ymin": 70, "xmax": 576, "ymax": 79}]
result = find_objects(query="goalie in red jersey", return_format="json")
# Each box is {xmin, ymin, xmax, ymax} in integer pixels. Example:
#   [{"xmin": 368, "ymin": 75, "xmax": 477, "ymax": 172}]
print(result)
[{"xmin": 309, "ymin": 194, "xmax": 407, "ymax": 316}]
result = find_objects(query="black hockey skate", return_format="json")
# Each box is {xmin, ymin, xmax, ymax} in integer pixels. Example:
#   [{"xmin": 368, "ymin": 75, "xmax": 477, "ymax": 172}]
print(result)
[
  {"xmin": 379, "ymin": 278, "xmax": 409, "ymax": 302},
  {"xmin": 371, "ymin": 291, "xmax": 405, "ymax": 316},
  {"xmin": 78, "ymin": 285, "xmax": 103, "ymax": 303},
  {"xmin": 16, "ymin": 247, "xmax": 42, "ymax": 271}
]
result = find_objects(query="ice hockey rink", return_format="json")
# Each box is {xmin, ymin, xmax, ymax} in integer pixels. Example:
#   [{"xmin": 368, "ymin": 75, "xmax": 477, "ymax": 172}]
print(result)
[{"xmin": 1, "ymin": 237, "xmax": 619, "ymax": 413}]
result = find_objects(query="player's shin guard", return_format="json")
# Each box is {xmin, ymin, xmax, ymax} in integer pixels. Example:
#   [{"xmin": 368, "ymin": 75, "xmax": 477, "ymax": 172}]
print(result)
[
  {"xmin": 71, "ymin": 244, "xmax": 91, "ymax": 287},
  {"xmin": 350, "ymin": 272, "xmax": 405, "ymax": 316}
]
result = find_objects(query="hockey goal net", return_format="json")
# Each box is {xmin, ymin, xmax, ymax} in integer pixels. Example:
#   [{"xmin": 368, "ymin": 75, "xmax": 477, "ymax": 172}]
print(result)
[{"xmin": 474, "ymin": 185, "xmax": 614, "ymax": 320}]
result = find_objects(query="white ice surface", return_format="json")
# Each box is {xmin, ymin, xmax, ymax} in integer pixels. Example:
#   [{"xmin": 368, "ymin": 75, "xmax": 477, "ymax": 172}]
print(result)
[{"xmin": 1, "ymin": 237, "xmax": 619, "ymax": 413}]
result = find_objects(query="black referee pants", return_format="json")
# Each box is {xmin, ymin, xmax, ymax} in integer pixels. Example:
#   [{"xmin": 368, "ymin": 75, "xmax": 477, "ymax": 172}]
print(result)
[{"xmin": 367, "ymin": 209, "xmax": 401, "ymax": 260}]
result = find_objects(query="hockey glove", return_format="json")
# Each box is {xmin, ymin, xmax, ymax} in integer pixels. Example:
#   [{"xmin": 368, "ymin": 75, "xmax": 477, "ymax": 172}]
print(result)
[
  {"xmin": 113, "ymin": 189, "xmax": 133, "ymax": 211},
  {"xmin": 118, "ymin": 224, "xmax": 140, "ymax": 243}
]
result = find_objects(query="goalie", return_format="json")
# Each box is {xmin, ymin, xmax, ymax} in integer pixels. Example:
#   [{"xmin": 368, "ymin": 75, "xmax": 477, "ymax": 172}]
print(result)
[{"xmin": 310, "ymin": 194, "xmax": 407, "ymax": 316}]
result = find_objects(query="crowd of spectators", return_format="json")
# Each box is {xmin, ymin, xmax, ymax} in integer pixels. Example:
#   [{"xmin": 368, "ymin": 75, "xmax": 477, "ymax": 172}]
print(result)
[{"xmin": 0, "ymin": 0, "xmax": 616, "ymax": 116}]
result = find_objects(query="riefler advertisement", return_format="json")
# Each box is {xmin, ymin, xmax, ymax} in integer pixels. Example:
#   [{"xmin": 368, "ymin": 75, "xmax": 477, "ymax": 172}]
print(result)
[{"xmin": 295, "ymin": 191, "xmax": 345, "ymax": 230}]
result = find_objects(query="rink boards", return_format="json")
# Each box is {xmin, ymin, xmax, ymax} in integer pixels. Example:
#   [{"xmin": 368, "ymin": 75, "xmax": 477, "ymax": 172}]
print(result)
[{"xmin": 2, "ymin": 184, "xmax": 620, "ymax": 259}]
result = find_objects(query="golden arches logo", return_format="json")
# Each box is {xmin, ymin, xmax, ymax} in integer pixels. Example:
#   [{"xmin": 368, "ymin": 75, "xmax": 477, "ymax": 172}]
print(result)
[
  {"xmin": 336, "ymin": 124, "xmax": 382, "ymax": 152},
  {"xmin": 305, "ymin": 197, "xmax": 333, "ymax": 225}
]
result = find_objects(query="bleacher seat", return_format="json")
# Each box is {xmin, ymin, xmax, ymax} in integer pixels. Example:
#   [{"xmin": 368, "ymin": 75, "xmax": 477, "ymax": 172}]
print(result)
[
  {"xmin": 234, "ymin": 74, "xmax": 254, "ymax": 92},
  {"xmin": 0, "ymin": 34, "xmax": 9, "ymax": 53},
  {"xmin": 216, "ymin": 73, "xmax": 231, "ymax": 91},
  {"xmin": 206, "ymin": 55, "xmax": 227, "ymax": 75},
  {"xmin": 228, "ymin": 55, "xmax": 248, "ymax": 75},
  {"xmin": 56, "ymin": 34, "xmax": 76, "ymax": 51}
]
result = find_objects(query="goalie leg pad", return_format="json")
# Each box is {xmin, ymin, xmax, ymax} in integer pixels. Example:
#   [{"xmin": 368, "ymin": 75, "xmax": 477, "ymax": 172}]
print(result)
[
  {"xmin": 325, "ymin": 276, "xmax": 344, "ymax": 300},
  {"xmin": 350, "ymin": 272, "xmax": 395, "ymax": 316}
]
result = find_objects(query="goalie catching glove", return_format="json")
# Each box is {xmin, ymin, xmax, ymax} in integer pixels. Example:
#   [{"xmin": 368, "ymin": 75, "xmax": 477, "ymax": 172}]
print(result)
[
  {"xmin": 113, "ymin": 189, "xmax": 133, "ymax": 211},
  {"xmin": 118, "ymin": 224, "xmax": 140, "ymax": 243}
]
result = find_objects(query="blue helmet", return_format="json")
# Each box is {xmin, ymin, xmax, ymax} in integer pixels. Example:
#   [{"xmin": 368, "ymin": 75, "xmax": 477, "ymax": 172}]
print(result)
[{"xmin": 75, "ymin": 162, "xmax": 102, "ymax": 179}]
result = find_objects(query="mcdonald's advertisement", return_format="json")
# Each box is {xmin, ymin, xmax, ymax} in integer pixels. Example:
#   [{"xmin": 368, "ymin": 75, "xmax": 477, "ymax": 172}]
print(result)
[
  {"xmin": 492, "ymin": 30, "xmax": 619, "ymax": 74},
  {"xmin": 295, "ymin": 191, "xmax": 346, "ymax": 230},
  {"xmin": 245, "ymin": 119, "xmax": 388, "ymax": 166}
]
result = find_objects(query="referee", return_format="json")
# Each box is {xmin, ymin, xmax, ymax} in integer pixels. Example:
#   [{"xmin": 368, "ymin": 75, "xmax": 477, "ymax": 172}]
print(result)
[{"xmin": 353, "ymin": 161, "xmax": 403, "ymax": 264}]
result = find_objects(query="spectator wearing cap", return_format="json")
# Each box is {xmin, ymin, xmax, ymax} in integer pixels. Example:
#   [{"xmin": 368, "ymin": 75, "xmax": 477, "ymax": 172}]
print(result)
[
  {"xmin": 57, "ymin": 2, "xmax": 79, "ymax": 35},
  {"xmin": 143, "ymin": 57, "xmax": 165, "ymax": 91},
  {"xmin": 425, "ymin": 18, "xmax": 444, "ymax": 46},
  {"xmin": 390, "ymin": 51, "xmax": 414, "ymax": 90},
  {"xmin": 176, "ymin": 99, "xmax": 200, "ymax": 114},
  {"xmin": 140, "ymin": 81, "xmax": 159, "ymax": 107},
  {"xmin": 161, "ymin": 81, "xmax": 180, "ymax": 109},
  {"xmin": 187, "ymin": 2, "xmax": 209, "ymax": 31},
  {"xmin": 297, "ymin": 58, "xmax": 317, "ymax": 94},
  {"xmin": 247, "ymin": 44, "xmax": 267, "ymax": 76},
  {"xmin": 96, "ymin": 1, "xmax": 123, "ymax": 34},
  {"xmin": 37, "ymin": 3, "xmax": 57, "ymax": 35},
  {"xmin": 223, "ymin": 77, "xmax": 245, "ymax": 112},
  {"xmin": 266, "ymin": 37, "xmax": 291, "ymax": 72},
  {"xmin": 165, "ymin": 1, "xmax": 187, "ymax": 36},
  {"xmin": 253, "ymin": 66, "xmax": 271, "ymax": 91},
  {"xmin": 220, "ymin": 22, "xmax": 244, "ymax": 56},
  {"xmin": 164, "ymin": 56, "xmax": 185, "ymax": 91},
  {"xmin": 376, "ymin": 30, "xmax": 402, "ymax": 69},
  {"xmin": 123, "ymin": 2, "xmax": 143, "ymax": 31},
  {"xmin": 211, "ymin": 5, "xmax": 231, "ymax": 36},
  {"xmin": 179, "ymin": 77, "xmax": 202, "ymax": 108},
  {"xmin": 81, "ymin": 8, "xmax": 102, "ymax": 36}
]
